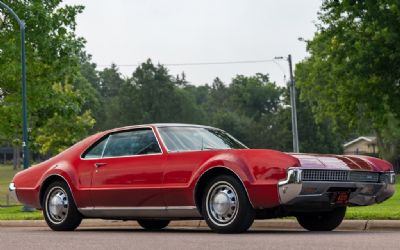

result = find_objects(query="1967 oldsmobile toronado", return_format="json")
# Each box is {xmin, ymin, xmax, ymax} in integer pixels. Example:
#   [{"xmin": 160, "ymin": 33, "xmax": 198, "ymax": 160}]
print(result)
[{"xmin": 9, "ymin": 124, "xmax": 395, "ymax": 233}]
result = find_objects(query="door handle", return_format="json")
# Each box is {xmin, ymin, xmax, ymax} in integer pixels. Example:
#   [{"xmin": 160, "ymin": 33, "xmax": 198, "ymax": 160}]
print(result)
[{"xmin": 94, "ymin": 163, "xmax": 107, "ymax": 168}]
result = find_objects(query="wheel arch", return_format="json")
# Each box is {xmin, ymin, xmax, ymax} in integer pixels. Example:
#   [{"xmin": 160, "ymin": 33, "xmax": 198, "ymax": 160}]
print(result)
[
  {"xmin": 39, "ymin": 174, "xmax": 75, "ymax": 208},
  {"xmin": 194, "ymin": 166, "xmax": 253, "ymax": 215}
]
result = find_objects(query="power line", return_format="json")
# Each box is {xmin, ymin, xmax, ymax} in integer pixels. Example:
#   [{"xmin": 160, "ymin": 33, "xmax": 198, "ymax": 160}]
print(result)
[{"xmin": 97, "ymin": 58, "xmax": 277, "ymax": 67}]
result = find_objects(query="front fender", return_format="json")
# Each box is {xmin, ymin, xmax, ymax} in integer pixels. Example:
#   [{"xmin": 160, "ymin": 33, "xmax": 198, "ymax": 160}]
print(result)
[
  {"xmin": 190, "ymin": 152, "xmax": 254, "ymax": 186},
  {"xmin": 190, "ymin": 150, "xmax": 300, "ymax": 209}
]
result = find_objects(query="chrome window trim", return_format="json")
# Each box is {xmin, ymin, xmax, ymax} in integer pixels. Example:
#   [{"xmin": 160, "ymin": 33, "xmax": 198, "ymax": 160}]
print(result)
[
  {"xmin": 80, "ymin": 126, "xmax": 164, "ymax": 160},
  {"xmin": 100, "ymin": 135, "xmax": 111, "ymax": 158}
]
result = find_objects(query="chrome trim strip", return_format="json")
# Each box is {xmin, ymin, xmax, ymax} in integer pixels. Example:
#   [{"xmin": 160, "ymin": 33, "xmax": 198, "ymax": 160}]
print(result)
[
  {"xmin": 79, "ymin": 206, "xmax": 197, "ymax": 211},
  {"xmin": 166, "ymin": 206, "xmax": 197, "ymax": 210},
  {"xmin": 89, "ymin": 152, "xmax": 164, "ymax": 160},
  {"xmin": 78, "ymin": 206, "xmax": 201, "ymax": 218}
]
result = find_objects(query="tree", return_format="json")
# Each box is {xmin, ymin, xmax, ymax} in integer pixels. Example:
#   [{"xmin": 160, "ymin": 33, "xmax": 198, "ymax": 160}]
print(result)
[
  {"xmin": 86, "ymin": 60, "xmax": 205, "ymax": 131},
  {"xmin": 0, "ymin": 1, "xmax": 95, "ymax": 164},
  {"xmin": 296, "ymin": 0, "xmax": 400, "ymax": 161},
  {"xmin": 98, "ymin": 63, "xmax": 125, "ymax": 98},
  {"xmin": 129, "ymin": 59, "xmax": 204, "ymax": 124},
  {"xmin": 76, "ymin": 53, "xmax": 102, "ymax": 132},
  {"xmin": 229, "ymin": 74, "xmax": 282, "ymax": 121}
]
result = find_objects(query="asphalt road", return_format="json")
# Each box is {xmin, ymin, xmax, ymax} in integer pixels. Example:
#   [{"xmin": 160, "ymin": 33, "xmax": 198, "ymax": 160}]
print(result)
[{"xmin": 1, "ymin": 226, "xmax": 399, "ymax": 250}]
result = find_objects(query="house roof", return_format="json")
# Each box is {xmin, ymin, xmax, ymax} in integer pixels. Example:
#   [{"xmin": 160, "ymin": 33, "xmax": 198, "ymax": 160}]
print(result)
[{"xmin": 343, "ymin": 136, "xmax": 377, "ymax": 148}]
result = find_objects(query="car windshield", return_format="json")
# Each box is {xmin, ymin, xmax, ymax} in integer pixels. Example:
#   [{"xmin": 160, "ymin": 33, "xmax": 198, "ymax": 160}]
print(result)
[{"xmin": 157, "ymin": 126, "xmax": 247, "ymax": 152}]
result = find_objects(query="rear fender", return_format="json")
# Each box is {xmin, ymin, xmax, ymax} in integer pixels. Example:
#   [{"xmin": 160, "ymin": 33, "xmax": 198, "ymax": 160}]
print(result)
[{"xmin": 38, "ymin": 163, "xmax": 84, "ymax": 208}]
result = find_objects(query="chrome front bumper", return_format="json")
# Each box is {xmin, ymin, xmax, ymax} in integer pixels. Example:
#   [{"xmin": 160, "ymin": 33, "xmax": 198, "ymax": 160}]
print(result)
[
  {"xmin": 278, "ymin": 169, "xmax": 396, "ymax": 206},
  {"xmin": 9, "ymin": 183, "xmax": 20, "ymax": 203}
]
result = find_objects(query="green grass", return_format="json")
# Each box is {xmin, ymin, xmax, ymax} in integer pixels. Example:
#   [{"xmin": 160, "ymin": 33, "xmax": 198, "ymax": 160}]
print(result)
[
  {"xmin": 0, "ymin": 164, "xmax": 399, "ymax": 220},
  {"xmin": 0, "ymin": 206, "xmax": 43, "ymax": 220}
]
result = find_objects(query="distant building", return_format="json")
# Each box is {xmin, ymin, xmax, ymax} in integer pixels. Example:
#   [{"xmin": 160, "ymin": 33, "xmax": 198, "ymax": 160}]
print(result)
[
  {"xmin": 0, "ymin": 142, "xmax": 13, "ymax": 164},
  {"xmin": 343, "ymin": 136, "xmax": 378, "ymax": 155}
]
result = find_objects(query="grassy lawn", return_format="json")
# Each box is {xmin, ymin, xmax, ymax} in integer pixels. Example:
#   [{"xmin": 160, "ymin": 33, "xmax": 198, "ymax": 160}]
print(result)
[
  {"xmin": 0, "ymin": 165, "xmax": 19, "ymax": 205},
  {"xmin": 0, "ymin": 164, "xmax": 399, "ymax": 220},
  {"xmin": 0, "ymin": 206, "xmax": 43, "ymax": 220}
]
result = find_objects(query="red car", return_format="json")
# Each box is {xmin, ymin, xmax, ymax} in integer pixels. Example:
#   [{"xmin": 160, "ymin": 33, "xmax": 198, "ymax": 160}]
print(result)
[{"xmin": 10, "ymin": 124, "xmax": 395, "ymax": 233}]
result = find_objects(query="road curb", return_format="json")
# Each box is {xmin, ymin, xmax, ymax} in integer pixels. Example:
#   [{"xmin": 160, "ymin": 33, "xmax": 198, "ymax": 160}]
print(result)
[{"xmin": 1, "ymin": 219, "xmax": 400, "ymax": 230}]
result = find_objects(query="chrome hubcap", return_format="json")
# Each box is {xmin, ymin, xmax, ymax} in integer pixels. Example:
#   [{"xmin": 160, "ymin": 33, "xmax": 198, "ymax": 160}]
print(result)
[
  {"xmin": 207, "ymin": 181, "xmax": 238, "ymax": 225},
  {"xmin": 47, "ymin": 187, "xmax": 68, "ymax": 223}
]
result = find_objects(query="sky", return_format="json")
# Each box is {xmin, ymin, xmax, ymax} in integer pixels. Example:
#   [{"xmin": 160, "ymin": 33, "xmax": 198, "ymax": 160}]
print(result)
[{"xmin": 63, "ymin": 0, "xmax": 322, "ymax": 86}]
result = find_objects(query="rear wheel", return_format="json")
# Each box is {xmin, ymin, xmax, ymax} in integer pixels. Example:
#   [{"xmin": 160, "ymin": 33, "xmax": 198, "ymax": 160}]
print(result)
[
  {"xmin": 137, "ymin": 219, "xmax": 170, "ymax": 230},
  {"xmin": 43, "ymin": 181, "xmax": 82, "ymax": 231},
  {"xmin": 296, "ymin": 207, "xmax": 347, "ymax": 231},
  {"xmin": 202, "ymin": 175, "xmax": 255, "ymax": 234}
]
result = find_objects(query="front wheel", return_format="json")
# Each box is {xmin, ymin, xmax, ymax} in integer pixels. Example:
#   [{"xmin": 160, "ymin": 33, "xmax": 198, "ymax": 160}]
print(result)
[
  {"xmin": 296, "ymin": 206, "xmax": 347, "ymax": 231},
  {"xmin": 202, "ymin": 175, "xmax": 255, "ymax": 234},
  {"xmin": 137, "ymin": 219, "xmax": 170, "ymax": 230},
  {"xmin": 43, "ymin": 181, "xmax": 82, "ymax": 231}
]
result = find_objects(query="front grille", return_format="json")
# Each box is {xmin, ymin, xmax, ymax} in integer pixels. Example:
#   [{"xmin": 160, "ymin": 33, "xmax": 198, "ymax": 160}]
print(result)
[
  {"xmin": 349, "ymin": 171, "xmax": 380, "ymax": 182},
  {"xmin": 301, "ymin": 169, "xmax": 379, "ymax": 183}
]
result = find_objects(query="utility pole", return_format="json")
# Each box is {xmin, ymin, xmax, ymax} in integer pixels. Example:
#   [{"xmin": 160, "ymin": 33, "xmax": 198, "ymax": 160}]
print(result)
[
  {"xmin": 0, "ymin": 1, "xmax": 30, "ymax": 167},
  {"xmin": 287, "ymin": 54, "xmax": 299, "ymax": 153},
  {"xmin": 274, "ymin": 54, "xmax": 299, "ymax": 153}
]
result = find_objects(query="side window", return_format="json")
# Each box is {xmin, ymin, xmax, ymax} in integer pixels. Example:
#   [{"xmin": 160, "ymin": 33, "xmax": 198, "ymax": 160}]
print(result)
[
  {"xmin": 103, "ymin": 128, "xmax": 161, "ymax": 157},
  {"xmin": 82, "ymin": 136, "xmax": 108, "ymax": 159}
]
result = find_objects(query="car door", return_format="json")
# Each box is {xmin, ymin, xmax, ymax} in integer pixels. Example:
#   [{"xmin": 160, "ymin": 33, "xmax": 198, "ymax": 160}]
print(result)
[
  {"xmin": 163, "ymin": 150, "xmax": 220, "ymax": 207},
  {"xmin": 83, "ymin": 127, "xmax": 166, "ymax": 208},
  {"xmin": 156, "ymin": 126, "xmax": 223, "ymax": 207}
]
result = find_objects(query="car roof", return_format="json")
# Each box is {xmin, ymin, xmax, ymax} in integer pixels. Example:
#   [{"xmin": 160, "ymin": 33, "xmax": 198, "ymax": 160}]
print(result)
[{"xmin": 103, "ymin": 123, "xmax": 220, "ymax": 134}]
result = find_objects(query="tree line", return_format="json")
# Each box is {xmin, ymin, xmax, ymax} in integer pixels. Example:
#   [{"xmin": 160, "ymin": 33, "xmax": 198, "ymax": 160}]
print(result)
[
  {"xmin": 78, "ymin": 58, "xmax": 344, "ymax": 156},
  {"xmin": 1, "ymin": 0, "xmax": 399, "ymax": 169}
]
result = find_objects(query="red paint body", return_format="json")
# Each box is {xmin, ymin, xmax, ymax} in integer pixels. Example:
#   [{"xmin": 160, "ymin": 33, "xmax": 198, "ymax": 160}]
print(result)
[{"xmin": 12, "ymin": 124, "xmax": 394, "ymax": 211}]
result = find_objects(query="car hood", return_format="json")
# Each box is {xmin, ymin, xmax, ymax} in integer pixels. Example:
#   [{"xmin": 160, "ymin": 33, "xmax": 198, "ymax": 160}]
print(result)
[{"xmin": 290, "ymin": 153, "xmax": 393, "ymax": 172}]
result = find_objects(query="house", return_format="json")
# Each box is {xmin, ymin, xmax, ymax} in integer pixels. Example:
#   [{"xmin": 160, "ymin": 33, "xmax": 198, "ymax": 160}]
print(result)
[
  {"xmin": 0, "ymin": 143, "xmax": 13, "ymax": 164},
  {"xmin": 343, "ymin": 136, "xmax": 378, "ymax": 155}
]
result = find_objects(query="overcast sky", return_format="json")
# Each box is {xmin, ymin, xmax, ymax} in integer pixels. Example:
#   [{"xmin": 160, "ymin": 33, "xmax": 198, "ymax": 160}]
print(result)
[{"xmin": 63, "ymin": 0, "xmax": 322, "ymax": 86}]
